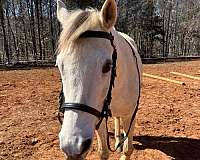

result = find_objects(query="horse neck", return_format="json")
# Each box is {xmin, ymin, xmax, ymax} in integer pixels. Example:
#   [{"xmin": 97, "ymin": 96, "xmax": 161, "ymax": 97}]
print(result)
[{"xmin": 110, "ymin": 29, "xmax": 141, "ymax": 115}]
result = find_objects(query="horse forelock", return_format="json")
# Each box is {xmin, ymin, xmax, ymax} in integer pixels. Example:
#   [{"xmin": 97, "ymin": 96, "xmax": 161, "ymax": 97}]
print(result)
[{"xmin": 57, "ymin": 9, "xmax": 101, "ymax": 54}]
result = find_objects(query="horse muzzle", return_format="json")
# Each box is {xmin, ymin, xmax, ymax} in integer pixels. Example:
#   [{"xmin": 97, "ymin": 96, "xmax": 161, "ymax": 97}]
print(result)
[{"xmin": 60, "ymin": 137, "xmax": 92, "ymax": 159}]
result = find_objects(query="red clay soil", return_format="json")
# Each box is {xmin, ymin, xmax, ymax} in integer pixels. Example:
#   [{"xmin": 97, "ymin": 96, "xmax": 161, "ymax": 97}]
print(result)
[{"xmin": 0, "ymin": 61, "xmax": 200, "ymax": 160}]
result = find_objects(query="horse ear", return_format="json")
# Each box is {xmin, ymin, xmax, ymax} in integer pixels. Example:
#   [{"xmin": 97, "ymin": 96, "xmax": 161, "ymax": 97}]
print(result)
[
  {"xmin": 57, "ymin": 0, "xmax": 69, "ymax": 24},
  {"xmin": 100, "ymin": 0, "xmax": 117, "ymax": 30}
]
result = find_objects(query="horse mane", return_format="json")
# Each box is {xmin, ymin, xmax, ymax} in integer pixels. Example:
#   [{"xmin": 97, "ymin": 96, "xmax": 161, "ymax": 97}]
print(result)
[{"xmin": 57, "ymin": 9, "xmax": 101, "ymax": 54}]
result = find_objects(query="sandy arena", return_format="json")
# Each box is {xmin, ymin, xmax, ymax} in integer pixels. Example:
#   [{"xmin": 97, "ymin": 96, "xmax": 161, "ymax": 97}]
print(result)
[{"xmin": 0, "ymin": 61, "xmax": 200, "ymax": 160}]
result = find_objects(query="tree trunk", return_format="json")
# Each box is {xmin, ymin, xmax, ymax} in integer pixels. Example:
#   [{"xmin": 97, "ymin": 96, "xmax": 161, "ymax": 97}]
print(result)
[
  {"xmin": 27, "ymin": 0, "xmax": 37, "ymax": 62},
  {"xmin": 22, "ymin": 18, "xmax": 29, "ymax": 61},
  {"xmin": 6, "ymin": 5, "xmax": 18, "ymax": 61},
  {"xmin": 39, "ymin": 0, "xmax": 46, "ymax": 60},
  {"xmin": 35, "ymin": 0, "xmax": 42, "ymax": 60},
  {"xmin": 0, "ymin": 4, "xmax": 9, "ymax": 63},
  {"xmin": 49, "ymin": 0, "xmax": 55, "ymax": 55},
  {"xmin": 162, "ymin": 6, "xmax": 166, "ymax": 58},
  {"xmin": 11, "ymin": 0, "xmax": 20, "ymax": 60},
  {"xmin": 165, "ymin": 2, "xmax": 172, "ymax": 57}
]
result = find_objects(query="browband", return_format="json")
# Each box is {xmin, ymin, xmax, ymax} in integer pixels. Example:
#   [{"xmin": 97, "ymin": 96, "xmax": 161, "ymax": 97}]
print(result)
[{"xmin": 80, "ymin": 31, "xmax": 114, "ymax": 41}]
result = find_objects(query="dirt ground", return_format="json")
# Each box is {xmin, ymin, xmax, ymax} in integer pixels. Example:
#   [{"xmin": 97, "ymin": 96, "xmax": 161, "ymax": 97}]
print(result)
[{"xmin": 0, "ymin": 61, "xmax": 200, "ymax": 160}]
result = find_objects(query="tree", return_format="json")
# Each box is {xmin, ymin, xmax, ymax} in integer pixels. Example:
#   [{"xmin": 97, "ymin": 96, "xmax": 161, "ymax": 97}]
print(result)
[
  {"xmin": 35, "ymin": 0, "xmax": 43, "ymax": 60},
  {"xmin": 0, "ymin": 0, "xmax": 199, "ymax": 64}
]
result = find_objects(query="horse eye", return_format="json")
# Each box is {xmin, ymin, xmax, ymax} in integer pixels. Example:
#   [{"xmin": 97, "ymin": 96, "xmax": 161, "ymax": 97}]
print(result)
[{"xmin": 102, "ymin": 60, "xmax": 112, "ymax": 73}]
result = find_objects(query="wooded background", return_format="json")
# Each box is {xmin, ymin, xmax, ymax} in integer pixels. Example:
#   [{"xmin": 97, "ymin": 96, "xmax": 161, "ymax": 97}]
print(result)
[{"xmin": 0, "ymin": 0, "xmax": 199, "ymax": 64}]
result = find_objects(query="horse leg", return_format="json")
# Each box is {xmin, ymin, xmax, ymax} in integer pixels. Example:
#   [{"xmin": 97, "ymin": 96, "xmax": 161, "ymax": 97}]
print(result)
[
  {"xmin": 95, "ymin": 120, "xmax": 109, "ymax": 160},
  {"xmin": 120, "ymin": 117, "xmax": 136, "ymax": 160},
  {"xmin": 115, "ymin": 117, "xmax": 122, "ymax": 152}
]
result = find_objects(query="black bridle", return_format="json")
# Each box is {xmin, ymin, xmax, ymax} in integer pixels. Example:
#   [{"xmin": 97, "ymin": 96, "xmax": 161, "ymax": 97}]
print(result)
[{"xmin": 58, "ymin": 30, "xmax": 141, "ymax": 152}]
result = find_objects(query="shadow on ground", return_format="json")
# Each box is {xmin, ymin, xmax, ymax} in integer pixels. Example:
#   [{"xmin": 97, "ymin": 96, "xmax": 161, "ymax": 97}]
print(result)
[{"xmin": 133, "ymin": 136, "xmax": 200, "ymax": 160}]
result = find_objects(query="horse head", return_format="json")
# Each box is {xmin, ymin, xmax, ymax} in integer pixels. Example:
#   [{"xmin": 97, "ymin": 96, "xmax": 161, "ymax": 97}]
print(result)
[{"xmin": 56, "ymin": 0, "xmax": 118, "ymax": 159}]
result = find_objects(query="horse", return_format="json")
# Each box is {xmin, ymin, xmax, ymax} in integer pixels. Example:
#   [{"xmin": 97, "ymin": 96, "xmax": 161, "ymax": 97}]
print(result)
[{"xmin": 56, "ymin": 0, "xmax": 142, "ymax": 159}]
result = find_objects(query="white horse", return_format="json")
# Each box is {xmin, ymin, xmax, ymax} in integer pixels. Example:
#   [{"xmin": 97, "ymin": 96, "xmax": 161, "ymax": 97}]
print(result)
[{"xmin": 56, "ymin": 0, "xmax": 142, "ymax": 159}]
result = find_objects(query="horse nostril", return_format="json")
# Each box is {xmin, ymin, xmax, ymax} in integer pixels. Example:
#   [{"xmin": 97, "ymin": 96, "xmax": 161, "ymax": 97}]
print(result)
[{"xmin": 80, "ymin": 139, "xmax": 92, "ymax": 155}]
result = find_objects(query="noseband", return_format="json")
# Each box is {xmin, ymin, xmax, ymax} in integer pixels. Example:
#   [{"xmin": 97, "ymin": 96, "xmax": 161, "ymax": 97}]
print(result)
[{"xmin": 58, "ymin": 30, "xmax": 141, "ymax": 152}]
